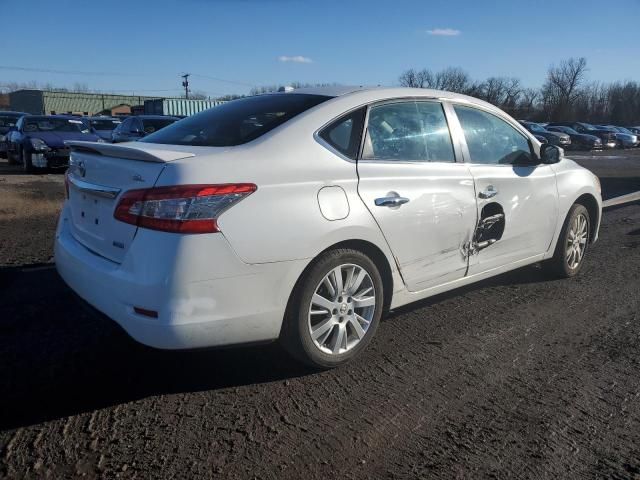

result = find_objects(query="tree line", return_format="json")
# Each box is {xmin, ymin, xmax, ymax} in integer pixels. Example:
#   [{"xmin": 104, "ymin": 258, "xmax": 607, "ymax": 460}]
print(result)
[{"xmin": 399, "ymin": 58, "xmax": 640, "ymax": 125}]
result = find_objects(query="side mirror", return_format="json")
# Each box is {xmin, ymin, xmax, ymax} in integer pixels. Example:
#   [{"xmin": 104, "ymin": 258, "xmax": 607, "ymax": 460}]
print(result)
[{"xmin": 540, "ymin": 144, "xmax": 562, "ymax": 164}]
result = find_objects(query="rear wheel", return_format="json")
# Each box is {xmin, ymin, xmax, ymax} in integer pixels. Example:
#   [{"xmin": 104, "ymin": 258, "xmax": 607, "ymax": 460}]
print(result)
[
  {"xmin": 281, "ymin": 248, "xmax": 384, "ymax": 369},
  {"xmin": 545, "ymin": 204, "xmax": 590, "ymax": 278}
]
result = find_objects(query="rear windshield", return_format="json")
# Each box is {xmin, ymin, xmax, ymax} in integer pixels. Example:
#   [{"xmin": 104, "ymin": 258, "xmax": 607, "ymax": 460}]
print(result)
[
  {"xmin": 0, "ymin": 115, "xmax": 21, "ymax": 127},
  {"xmin": 141, "ymin": 94, "xmax": 331, "ymax": 147},
  {"xmin": 23, "ymin": 118, "xmax": 87, "ymax": 133},
  {"xmin": 90, "ymin": 119, "xmax": 121, "ymax": 130}
]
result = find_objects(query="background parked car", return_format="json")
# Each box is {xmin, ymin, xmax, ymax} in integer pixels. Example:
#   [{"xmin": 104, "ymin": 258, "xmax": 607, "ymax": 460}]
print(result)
[
  {"xmin": 534, "ymin": 134, "xmax": 548, "ymax": 144},
  {"xmin": 546, "ymin": 125, "xmax": 602, "ymax": 150},
  {"xmin": 0, "ymin": 111, "xmax": 28, "ymax": 158},
  {"xmin": 519, "ymin": 121, "xmax": 571, "ymax": 148},
  {"xmin": 602, "ymin": 126, "xmax": 639, "ymax": 148},
  {"xmin": 111, "ymin": 115, "xmax": 179, "ymax": 143},
  {"xmin": 546, "ymin": 122, "xmax": 618, "ymax": 148},
  {"xmin": 88, "ymin": 116, "xmax": 122, "ymax": 142},
  {"xmin": 6, "ymin": 115, "xmax": 103, "ymax": 172}
]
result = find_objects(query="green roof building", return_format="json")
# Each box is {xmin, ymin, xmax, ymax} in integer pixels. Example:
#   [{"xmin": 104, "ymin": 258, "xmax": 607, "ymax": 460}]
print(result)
[{"xmin": 9, "ymin": 90, "xmax": 165, "ymax": 115}]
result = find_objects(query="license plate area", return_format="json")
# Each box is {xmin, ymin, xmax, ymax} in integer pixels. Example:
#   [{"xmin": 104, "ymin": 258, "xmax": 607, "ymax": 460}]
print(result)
[{"xmin": 70, "ymin": 190, "xmax": 111, "ymax": 239}]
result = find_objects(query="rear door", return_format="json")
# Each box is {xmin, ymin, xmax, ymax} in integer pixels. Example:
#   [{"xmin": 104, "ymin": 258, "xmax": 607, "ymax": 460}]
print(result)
[
  {"xmin": 356, "ymin": 100, "xmax": 478, "ymax": 292},
  {"xmin": 450, "ymin": 104, "xmax": 558, "ymax": 274}
]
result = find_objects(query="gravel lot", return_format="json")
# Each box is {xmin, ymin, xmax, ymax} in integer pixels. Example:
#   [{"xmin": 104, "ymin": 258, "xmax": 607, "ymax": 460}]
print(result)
[{"xmin": 1, "ymin": 151, "xmax": 639, "ymax": 479}]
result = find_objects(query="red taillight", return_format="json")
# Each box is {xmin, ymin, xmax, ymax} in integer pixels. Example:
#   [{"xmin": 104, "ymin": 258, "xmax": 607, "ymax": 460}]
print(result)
[{"xmin": 114, "ymin": 184, "xmax": 256, "ymax": 234}]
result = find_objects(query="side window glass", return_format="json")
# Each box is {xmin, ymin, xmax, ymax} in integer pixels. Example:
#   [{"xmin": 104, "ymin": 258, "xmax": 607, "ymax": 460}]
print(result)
[
  {"xmin": 319, "ymin": 107, "xmax": 366, "ymax": 159},
  {"xmin": 363, "ymin": 101, "xmax": 454, "ymax": 162},
  {"xmin": 415, "ymin": 102, "xmax": 456, "ymax": 162},
  {"xmin": 131, "ymin": 118, "xmax": 143, "ymax": 133},
  {"xmin": 454, "ymin": 105, "xmax": 532, "ymax": 165}
]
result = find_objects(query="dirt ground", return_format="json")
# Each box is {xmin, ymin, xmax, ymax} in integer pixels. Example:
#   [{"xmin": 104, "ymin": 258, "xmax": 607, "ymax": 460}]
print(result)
[{"xmin": 0, "ymin": 151, "xmax": 639, "ymax": 479}]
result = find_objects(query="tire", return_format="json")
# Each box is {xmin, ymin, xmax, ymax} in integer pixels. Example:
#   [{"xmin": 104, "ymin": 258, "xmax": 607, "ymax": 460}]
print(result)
[
  {"xmin": 6, "ymin": 148, "xmax": 17, "ymax": 165},
  {"xmin": 545, "ymin": 204, "xmax": 591, "ymax": 278},
  {"xmin": 281, "ymin": 248, "xmax": 384, "ymax": 369},
  {"xmin": 22, "ymin": 149, "xmax": 34, "ymax": 174}
]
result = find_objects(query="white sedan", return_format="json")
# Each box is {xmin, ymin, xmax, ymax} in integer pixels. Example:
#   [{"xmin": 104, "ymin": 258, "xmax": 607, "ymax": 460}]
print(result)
[{"xmin": 55, "ymin": 87, "xmax": 602, "ymax": 368}]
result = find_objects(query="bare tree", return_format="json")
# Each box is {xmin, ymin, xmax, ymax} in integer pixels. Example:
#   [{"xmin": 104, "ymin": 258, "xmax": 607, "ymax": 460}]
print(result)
[{"xmin": 541, "ymin": 57, "xmax": 588, "ymax": 120}]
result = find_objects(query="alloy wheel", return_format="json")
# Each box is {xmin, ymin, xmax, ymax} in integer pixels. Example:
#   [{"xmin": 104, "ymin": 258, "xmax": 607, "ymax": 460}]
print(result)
[
  {"xmin": 566, "ymin": 213, "xmax": 588, "ymax": 269},
  {"xmin": 308, "ymin": 263, "xmax": 376, "ymax": 355}
]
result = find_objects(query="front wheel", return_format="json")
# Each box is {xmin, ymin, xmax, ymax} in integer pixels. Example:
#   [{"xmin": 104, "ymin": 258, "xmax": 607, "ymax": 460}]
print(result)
[
  {"xmin": 545, "ymin": 204, "xmax": 591, "ymax": 278},
  {"xmin": 281, "ymin": 248, "xmax": 384, "ymax": 369}
]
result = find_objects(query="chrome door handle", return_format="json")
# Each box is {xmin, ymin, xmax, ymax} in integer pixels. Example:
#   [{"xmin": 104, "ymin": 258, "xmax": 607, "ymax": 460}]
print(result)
[
  {"xmin": 375, "ymin": 196, "xmax": 410, "ymax": 207},
  {"xmin": 478, "ymin": 185, "xmax": 498, "ymax": 199}
]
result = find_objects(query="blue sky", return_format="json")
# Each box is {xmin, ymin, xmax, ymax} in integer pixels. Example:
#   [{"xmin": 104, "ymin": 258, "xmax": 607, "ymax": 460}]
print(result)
[{"xmin": 1, "ymin": 0, "xmax": 639, "ymax": 97}]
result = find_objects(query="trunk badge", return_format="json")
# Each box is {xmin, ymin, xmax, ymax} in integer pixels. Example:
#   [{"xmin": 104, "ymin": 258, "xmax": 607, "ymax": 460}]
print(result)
[{"xmin": 132, "ymin": 174, "xmax": 144, "ymax": 182}]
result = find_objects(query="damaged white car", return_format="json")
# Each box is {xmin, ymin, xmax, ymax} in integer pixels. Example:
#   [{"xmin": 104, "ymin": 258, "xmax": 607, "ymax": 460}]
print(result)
[{"xmin": 55, "ymin": 86, "xmax": 602, "ymax": 368}]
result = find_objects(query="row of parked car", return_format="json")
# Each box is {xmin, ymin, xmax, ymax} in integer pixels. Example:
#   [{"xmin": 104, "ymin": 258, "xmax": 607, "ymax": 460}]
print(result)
[
  {"xmin": 0, "ymin": 111, "xmax": 180, "ymax": 172},
  {"xmin": 2, "ymin": 108, "xmax": 639, "ymax": 172},
  {"xmin": 519, "ymin": 120, "xmax": 640, "ymax": 150}
]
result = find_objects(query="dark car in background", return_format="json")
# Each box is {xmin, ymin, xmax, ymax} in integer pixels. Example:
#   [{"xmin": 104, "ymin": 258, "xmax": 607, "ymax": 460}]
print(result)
[
  {"xmin": 111, "ymin": 115, "xmax": 179, "ymax": 143},
  {"xmin": 6, "ymin": 115, "xmax": 103, "ymax": 172},
  {"xmin": 546, "ymin": 125, "xmax": 602, "ymax": 150},
  {"xmin": 88, "ymin": 116, "xmax": 122, "ymax": 142},
  {"xmin": 0, "ymin": 111, "xmax": 28, "ymax": 158},
  {"xmin": 547, "ymin": 122, "xmax": 617, "ymax": 149},
  {"xmin": 600, "ymin": 126, "xmax": 638, "ymax": 148},
  {"xmin": 519, "ymin": 121, "xmax": 571, "ymax": 148}
]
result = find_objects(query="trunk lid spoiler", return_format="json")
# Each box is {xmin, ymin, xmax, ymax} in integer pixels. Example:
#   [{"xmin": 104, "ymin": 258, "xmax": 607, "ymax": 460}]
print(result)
[{"xmin": 66, "ymin": 141, "xmax": 196, "ymax": 163}]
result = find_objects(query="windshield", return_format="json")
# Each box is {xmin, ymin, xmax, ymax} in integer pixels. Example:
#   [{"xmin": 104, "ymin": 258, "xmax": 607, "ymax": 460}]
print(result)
[
  {"xmin": 23, "ymin": 118, "xmax": 88, "ymax": 133},
  {"xmin": 90, "ymin": 119, "xmax": 121, "ymax": 131},
  {"xmin": 552, "ymin": 126, "xmax": 578, "ymax": 135},
  {"xmin": 141, "ymin": 118, "xmax": 178, "ymax": 134},
  {"xmin": 615, "ymin": 127, "xmax": 632, "ymax": 134},
  {"xmin": 0, "ymin": 115, "xmax": 21, "ymax": 128},
  {"xmin": 141, "ymin": 94, "xmax": 331, "ymax": 147}
]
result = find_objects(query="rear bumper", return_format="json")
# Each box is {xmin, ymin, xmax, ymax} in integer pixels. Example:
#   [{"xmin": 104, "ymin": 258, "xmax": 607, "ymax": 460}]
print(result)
[{"xmin": 55, "ymin": 204, "xmax": 306, "ymax": 349}]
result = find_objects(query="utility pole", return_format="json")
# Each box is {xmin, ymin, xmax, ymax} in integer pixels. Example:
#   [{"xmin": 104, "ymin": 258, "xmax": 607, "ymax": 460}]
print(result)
[{"xmin": 181, "ymin": 73, "xmax": 190, "ymax": 99}]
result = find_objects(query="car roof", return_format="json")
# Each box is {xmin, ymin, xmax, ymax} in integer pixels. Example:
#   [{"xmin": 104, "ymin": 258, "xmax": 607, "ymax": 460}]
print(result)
[
  {"xmin": 289, "ymin": 85, "xmax": 499, "ymax": 110},
  {"xmin": 132, "ymin": 115, "xmax": 180, "ymax": 120},
  {"xmin": 0, "ymin": 111, "xmax": 28, "ymax": 116}
]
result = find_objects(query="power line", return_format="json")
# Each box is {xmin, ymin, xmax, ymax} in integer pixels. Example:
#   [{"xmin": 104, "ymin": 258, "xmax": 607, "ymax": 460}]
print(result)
[{"xmin": 0, "ymin": 64, "xmax": 139, "ymax": 77}]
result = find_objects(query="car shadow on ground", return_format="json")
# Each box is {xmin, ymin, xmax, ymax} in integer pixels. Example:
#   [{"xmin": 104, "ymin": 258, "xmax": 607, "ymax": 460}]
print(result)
[{"xmin": 0, "ymin": 259, "xmax": 558, "ymax": 431}]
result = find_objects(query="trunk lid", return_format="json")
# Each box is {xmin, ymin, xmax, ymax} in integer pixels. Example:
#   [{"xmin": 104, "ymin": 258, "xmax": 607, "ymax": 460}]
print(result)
[{"xmin": 65, "ymin": 141, "xmax": 195, "ymax": 263}]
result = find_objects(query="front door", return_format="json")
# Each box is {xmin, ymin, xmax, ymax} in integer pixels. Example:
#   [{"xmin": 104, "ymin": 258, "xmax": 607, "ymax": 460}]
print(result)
[
  {"xmin": 356, "ymin": 100, "xmax": 478, "ymax": 292},
  {"xmin": 451, "ymin": 104, "xmax": 558, "ymax": 274}
]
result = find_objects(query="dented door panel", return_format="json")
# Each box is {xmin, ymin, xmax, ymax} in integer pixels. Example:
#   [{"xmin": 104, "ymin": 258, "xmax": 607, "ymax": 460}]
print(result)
[
  {"xmin": 357, "ymin": 162, "xmax": 477, "ymax": 292},
  {"xmin": 466, "ymin": 164, "xmax": 558, "ymax": 274}
]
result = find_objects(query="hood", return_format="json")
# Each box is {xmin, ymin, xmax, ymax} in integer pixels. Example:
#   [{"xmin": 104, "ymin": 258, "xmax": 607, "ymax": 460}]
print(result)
[
  {"xmin": 542, "ymin": 131, "xmax": 568, "ymax": 140},
  {"xmin": 28, "ymin": 131, "xmax": 100, "ymax": 148}
]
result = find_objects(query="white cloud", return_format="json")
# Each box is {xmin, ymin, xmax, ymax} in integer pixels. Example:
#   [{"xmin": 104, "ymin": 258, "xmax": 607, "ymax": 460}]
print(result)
[
  {"xmin": 426, "ymin": 28, "xmax": 461, "ymax": 37},
  {"xmin": 278, "ymin": 55, "xmax": 313, "ymax": 64}
]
